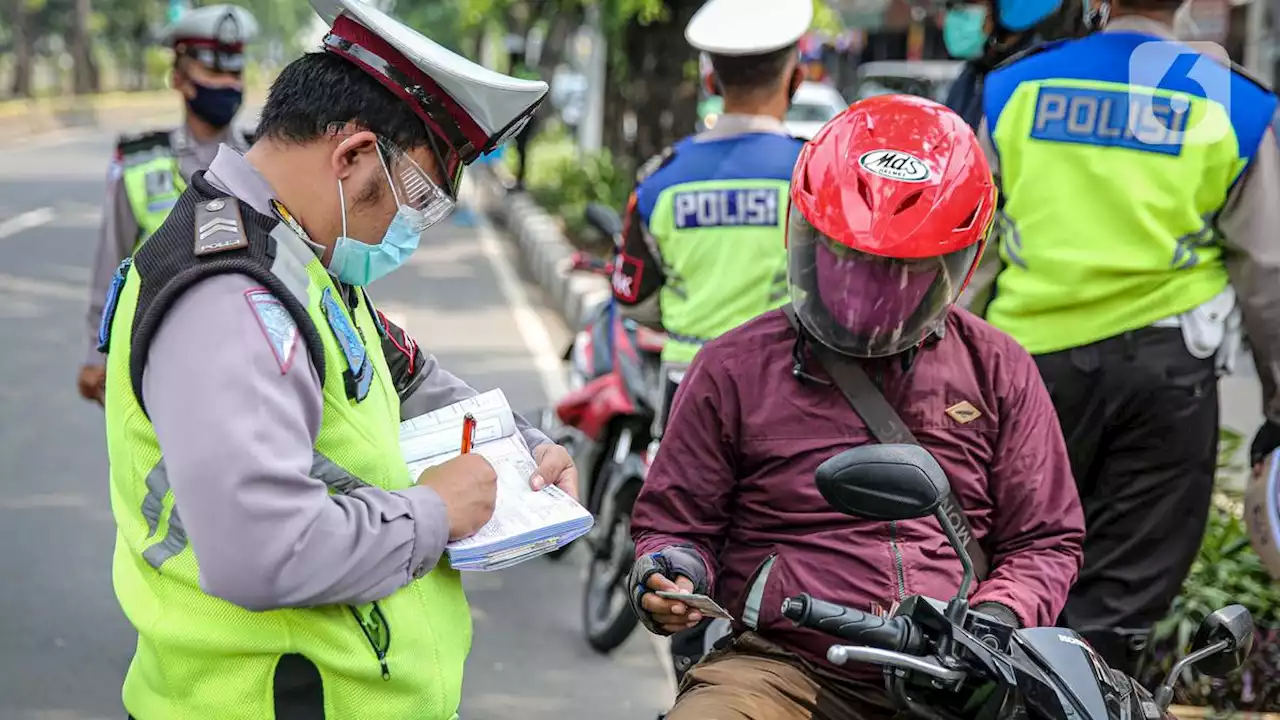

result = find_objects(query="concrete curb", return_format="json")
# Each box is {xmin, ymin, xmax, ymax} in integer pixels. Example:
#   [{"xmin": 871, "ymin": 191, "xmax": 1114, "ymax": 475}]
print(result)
[{"xmin": 470, "ymin": 166, "xmax": 610, "ymax": 331}]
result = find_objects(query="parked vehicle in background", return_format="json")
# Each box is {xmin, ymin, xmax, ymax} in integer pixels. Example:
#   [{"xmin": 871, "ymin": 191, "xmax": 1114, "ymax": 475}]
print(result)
[
  {"xmin": 854, "ymin": 60, "xmax": 964, "ymax": 104},
  {"xmin": 697, "ymin": 81, "xmax": 848, "ymax": 139},
  {"xmin": 783, "ymin": 81, "xmax": 849, "ymax": 139}
]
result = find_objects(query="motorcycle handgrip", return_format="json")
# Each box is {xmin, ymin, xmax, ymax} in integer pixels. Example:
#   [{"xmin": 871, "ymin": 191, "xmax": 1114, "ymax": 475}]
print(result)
[{"xmin": 781, "ymin": 593, "xmax": 926, "ymax": 655}]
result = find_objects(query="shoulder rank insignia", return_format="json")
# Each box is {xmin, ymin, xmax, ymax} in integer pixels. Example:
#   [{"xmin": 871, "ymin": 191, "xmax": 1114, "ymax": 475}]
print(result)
[
  {"xmin": 116, "ymin": 130, "xmax": 172, "ymax": 158},
  {"xmin": 320, "ymin": 287, "xmax": 372, "ymax": 402},
  {"xmin": 245, "ymin": 288, "xmax": 299, "ymax": 373},
  {"xmin": 194, "ymin": 197, "xmax": 249, "ymax": 256},
  {"xmin": 96, "ymin": 257, "xmax": 133, "ymax": 354},
  {"xmin": 992, "ymin": 39, "xmax": 1069, "ymax": 72},
  {"xmin": 636, "ymin": 144, "xmax": 678, "ymax": 184}
]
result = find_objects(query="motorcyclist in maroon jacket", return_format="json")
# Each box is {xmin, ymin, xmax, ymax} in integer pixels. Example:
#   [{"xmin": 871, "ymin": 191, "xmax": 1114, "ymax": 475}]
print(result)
[{"xmin": 627, "ymin": 95, "xmax": 1085, "ymax": 720}]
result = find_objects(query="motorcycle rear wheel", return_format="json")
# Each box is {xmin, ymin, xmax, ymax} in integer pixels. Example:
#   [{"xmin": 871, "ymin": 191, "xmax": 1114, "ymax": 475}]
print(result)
[{"xmin": 582, "ymin": 497, "xmax": 639, "ymax": 653}]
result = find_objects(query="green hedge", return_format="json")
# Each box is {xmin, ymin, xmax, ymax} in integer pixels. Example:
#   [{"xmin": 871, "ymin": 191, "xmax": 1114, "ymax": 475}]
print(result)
[{"xmin": 508, "ymin": 123, "xmax": 633, "ymax": 252}]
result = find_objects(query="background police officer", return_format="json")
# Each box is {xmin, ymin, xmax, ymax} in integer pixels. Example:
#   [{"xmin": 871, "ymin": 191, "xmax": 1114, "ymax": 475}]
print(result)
[
  {"xmin": 77, "ymin": 4, "xmax": 257, "ymax": 405},
  {"xmin": 969, "ymin": 0, "xmax": 1280, "ymax": 674},
  {"xmin": 941, "ymin": 0, "xmax": 1075, "ymax": 129},
  {"xmin": 612, "ymin": 0, "xmax": 812, "ymax": 369},
  {"xmin": 97, "ymin": 0, "xmax": 577, "ymax": 715}
]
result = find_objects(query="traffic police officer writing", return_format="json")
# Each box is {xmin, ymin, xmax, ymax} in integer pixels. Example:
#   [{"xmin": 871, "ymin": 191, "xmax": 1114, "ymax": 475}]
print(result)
[
  {"xmin": 968, "ymin": 0, "xmax": 1280, "ymax": 674},
  {"xmin": 611, "ymin": 0, "xmax": 812, "ymax": 366},
  {"xmin": 96, "ymin": 0, "xmax": 576, "ymax": 717},
  {"xmin": 78, "ymin": 4, "xmax": 258, "ymax": 405}
]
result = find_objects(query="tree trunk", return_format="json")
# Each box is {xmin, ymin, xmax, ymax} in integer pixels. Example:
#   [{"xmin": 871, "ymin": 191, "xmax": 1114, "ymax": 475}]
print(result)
[
  {"xmin": 622, "ymin": 1, "xmax": 698, "ymax": 164},
  {"xmin": 71, "ymin": 0, "xmax": 99, "ymax": 94},
  {"xmin": 603, "ymin": 56, "xmax": 628, "ymax": 161},
  {"xmin": 10, "ymin": 0, "xmax": 34, "ymax": 97},
  {"xmin": 536, "ymin": 10, "xmax": 582, "ymax": 77}
]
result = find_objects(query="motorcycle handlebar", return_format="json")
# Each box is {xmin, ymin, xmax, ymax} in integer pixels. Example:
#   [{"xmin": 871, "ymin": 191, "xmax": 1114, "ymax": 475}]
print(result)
[{"xmin": 781, "ymin": 593, "xmax": 926, "ymax": 656}]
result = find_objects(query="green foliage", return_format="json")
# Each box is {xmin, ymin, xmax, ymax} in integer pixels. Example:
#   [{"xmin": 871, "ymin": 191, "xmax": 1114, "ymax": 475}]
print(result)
[
  {"xmin": 512, "ymin": 123, "xmax": 632, "ymax": 248},
  {"xmin": 395, "ymin": 0, "xmax": 466, "ymax": 53},
  {"xmin": 811, "ymin": 0, "xmax": 845, "ymax": 35},
  {"xmin": 1135, "ymin": 427, "xmax": 1280, "ymax": 710}
]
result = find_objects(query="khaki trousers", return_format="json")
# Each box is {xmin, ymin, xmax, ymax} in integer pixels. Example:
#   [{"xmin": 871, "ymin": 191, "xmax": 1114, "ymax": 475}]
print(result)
[{"xmin": 664, "ymin": 633, "xmax": 898, "ymax": 720}]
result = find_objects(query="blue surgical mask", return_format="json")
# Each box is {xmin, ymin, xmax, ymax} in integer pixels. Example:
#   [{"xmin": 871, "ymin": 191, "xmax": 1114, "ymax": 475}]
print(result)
[
  {"xmin": 944, "ymin": 5, "xmax": 990, "ymax": 60},
  {"xmin": 329, "ymin": 175, "xmax": 427, "ymax": 286},
  {"xmin": 186, "ymin": 80, "xmax": 242, "ymax": 128}
]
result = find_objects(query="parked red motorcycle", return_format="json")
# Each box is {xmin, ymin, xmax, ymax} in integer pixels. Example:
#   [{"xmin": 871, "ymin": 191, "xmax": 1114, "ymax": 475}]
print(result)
[{"xmin": 533, "ymin": 203, "xmax": 668, "ymax": 653}]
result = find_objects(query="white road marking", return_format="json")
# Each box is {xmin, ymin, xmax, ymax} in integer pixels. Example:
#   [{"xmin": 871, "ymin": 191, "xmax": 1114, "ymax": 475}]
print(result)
[
  {"xmin": 0, "ymin": 206, "xmax": 55, "ymax": 240},
  {"xmin": 474, "ymin": 220, "xmax": 568, "ymax": 400},
  {"xmin": 0, "ymin": 273, "xmax": 85, "ymax": 301},
  {"xmin": 474, "ymin": 212, "xmax": 679, "ymax": 707}
]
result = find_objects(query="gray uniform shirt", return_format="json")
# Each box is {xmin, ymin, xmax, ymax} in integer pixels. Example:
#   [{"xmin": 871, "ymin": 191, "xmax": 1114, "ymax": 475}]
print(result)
[
  {"xmin": 84, "ymin": 124, "xmax": 250, "ymax": 366},
  {"xmin": 971, "ymin": 16, "xmax": 1280, "ymax": 425},
  {"xmin": 140, "ymin": 145, "xmax": 551, "ymax": 611}
]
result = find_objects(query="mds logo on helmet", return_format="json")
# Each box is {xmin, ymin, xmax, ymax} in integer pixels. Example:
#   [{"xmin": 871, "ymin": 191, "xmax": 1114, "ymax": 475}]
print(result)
[{"xmin": 857, "ymin": 150, "xmax": 933, "ymax": 183}]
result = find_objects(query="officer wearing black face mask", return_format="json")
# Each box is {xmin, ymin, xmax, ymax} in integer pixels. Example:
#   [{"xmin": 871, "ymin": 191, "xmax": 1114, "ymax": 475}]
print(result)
[{"xmin": 77, "ymin": 4, "xmax": 258, "ymax": 406}]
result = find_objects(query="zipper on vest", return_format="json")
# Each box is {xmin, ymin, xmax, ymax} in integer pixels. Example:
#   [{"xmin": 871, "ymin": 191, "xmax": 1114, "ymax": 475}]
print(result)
[
  {"xmin": 888, "ymin": 521, "xmax": 907, "ymax": 600},
  {"xmin": 349, "ymin": 602, "xmax": 392, "ymax": 681}
]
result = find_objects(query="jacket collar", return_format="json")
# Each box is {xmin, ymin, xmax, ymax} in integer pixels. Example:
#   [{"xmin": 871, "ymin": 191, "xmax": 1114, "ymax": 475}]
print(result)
[{"xmin": 696, "ymin": 113, "xmax": 791, "ymax": 141}]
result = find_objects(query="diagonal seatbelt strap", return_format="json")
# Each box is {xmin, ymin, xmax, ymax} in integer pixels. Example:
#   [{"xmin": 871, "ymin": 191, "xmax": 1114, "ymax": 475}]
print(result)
[{"xmin": 782, "ymin": 305, "xmax": 990, "ymax": 580}]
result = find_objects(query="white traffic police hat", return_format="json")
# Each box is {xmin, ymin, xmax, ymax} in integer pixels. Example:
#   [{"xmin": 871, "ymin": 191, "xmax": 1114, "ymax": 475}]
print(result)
[
  {"xmin": 162, "ymin": 4, "xmax": 259, "ymax": 73},
  {"xmin": 686, "ymin": 0, "xmax": 814, "ymax": 56},
  {"xmin": 312, "ymin": 0, "xmax": 549, "ymax": 169}
]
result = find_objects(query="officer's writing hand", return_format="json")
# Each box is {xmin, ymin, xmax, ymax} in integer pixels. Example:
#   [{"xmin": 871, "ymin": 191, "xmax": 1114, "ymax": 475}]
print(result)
[
  {"xmin": 77, "ymin": 364, "xmax": 106, "ymax": 407},
  {"xmin": 639, "ymin": 572, "xmax": 702, "ymax": 634},
  {"xmin": 417, "ymin": 454, "xmax": 498, "ymax": 540},
  {"xmin": 531, "ymin": 443, "xmax": 579, "ymax": 501}
]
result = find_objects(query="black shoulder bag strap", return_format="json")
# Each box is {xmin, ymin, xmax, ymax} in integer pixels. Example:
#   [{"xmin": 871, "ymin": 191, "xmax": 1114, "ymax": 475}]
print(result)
[{"xmin": 782, "ymin": 305, "xmax": 990, "ymax": 580}]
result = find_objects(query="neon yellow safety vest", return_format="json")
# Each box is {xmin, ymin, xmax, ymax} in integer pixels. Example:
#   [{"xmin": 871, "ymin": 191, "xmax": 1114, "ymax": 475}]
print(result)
[
  {"xmin": 99, "ymin": 188, "xmax": 469, "ymax": 719},
  {"xmin": 637, "ymin": 133, "xmax": 805, "ymax": 364},
  {"xmin": 116, "ymin": 132, "xmax": 187, "ymax": 250},
  {"xmin": 981, "ymin": 31, "xmax": 1278, "ymax": 354}
]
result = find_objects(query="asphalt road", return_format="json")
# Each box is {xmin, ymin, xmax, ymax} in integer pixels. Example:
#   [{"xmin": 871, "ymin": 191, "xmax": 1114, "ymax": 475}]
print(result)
[{"xmin": 0, "ymin": 124, "xmax": 671, "ymax": 720}]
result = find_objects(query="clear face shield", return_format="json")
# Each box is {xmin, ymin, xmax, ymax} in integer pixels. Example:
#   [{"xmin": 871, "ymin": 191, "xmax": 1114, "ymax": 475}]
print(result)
[
  {"xmin": 786, "ymin": 208, "xmax": 983, "ymax": 358},
  {"xmin": 374, "ymin": 136, "xmax": 457, "ymax": 233}
]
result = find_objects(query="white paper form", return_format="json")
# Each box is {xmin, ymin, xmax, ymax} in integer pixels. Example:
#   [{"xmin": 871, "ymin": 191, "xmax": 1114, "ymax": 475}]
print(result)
[{"xmin": 399, "ymin": 389, "xmax": 593, "ymax": 570}]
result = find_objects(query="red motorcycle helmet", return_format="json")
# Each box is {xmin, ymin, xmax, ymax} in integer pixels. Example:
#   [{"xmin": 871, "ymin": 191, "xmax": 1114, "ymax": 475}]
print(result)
[{"xmin": 787, "ymin": 94, "xmax": 997, "ymax": 358}]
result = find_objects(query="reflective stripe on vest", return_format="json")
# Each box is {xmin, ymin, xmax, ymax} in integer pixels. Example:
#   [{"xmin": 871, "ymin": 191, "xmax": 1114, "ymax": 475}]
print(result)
[
  {"xmin": 104, "ymin": 218, "xmax": 471, "ymax": 719},
  {"xmin": 122, "ymin": 151, "xmax": 186, "ymax": 250},
  {"xmin": 649, "ymin": 179, "xmax": 791, "ymax": 364},
  {"xmin": 136, "ymin": 452, "xmax": 376, "ymax": 569}
]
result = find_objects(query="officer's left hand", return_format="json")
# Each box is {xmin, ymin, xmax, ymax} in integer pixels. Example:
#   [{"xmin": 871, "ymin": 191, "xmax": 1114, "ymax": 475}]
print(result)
[{"xmin": 531, "ymin": 443, "xmax": 579, "ymax": 500}]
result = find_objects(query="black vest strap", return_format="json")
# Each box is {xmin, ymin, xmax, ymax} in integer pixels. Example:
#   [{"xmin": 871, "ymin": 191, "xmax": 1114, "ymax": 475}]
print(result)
[{"xmin": 127, "ymin": 172, "xmax": 327, "ymax": 417}]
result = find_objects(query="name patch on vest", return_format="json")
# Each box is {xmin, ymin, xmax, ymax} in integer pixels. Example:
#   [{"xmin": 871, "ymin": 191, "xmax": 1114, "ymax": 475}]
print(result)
[
  {"xmin": 97, "ymin": 257, "xmax": 132, "ymax": 353},
  {"xmin": 320, "ymin": 287, "xmax": 373, "ymax": 402},
  {"xmin": 1030, "ymin": 87, "xmax": 1192, "ymax": 156},
  {"xmin": 672, "ymin": 188, "xmax": 780, "ymax": 229}
]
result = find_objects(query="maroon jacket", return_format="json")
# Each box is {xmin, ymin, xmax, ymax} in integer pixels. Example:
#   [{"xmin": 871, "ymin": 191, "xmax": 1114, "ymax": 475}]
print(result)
[{"xmin": 632, "ymin": 307, "xmax": 1084, "ymax": 671}]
